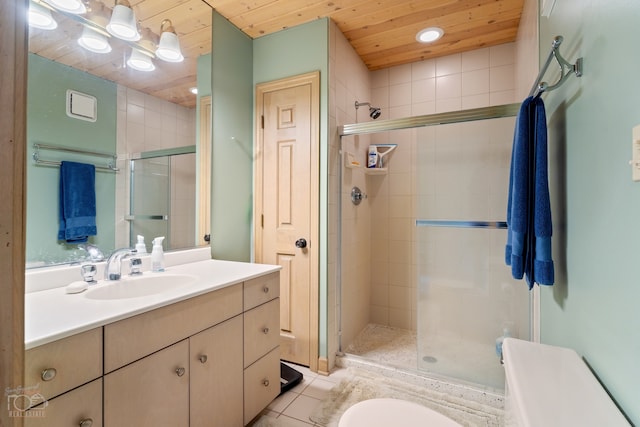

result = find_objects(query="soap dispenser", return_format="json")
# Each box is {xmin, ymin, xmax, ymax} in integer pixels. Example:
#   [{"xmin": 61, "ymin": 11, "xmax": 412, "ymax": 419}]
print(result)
[
  {"xmin": 151, "ymin": 236, "xmax": 165, "ymax": 272},
  {"xmin": 135, "ymin": 235, "xmax": 147, "ymax": 254}
]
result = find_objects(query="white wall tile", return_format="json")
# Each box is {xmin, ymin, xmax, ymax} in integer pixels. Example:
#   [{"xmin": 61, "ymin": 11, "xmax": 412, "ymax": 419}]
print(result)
[
  {"xmin": 462, "ymin": 68, "xmax": 490, "ymax": 96},
  {"xmin": 389, "ymin": 82, "xmax": 412, "ymax": 107},
  {"xmin": 490, "ymin": 64, "xmax": 515, "ymax": 92},
  {"xmin": 436, "ymin": 53, "xmax": 462, "ymax": 76},
  {"xmin": 462, "ymin": 47, "xmax": 490, "ymax": 71},
  {"xmin": 490, "ymin": 42, "xmax": 515, "ymax": 67},
  {"xmin": 412, "ymin": 78, "xmax": 436, "ymax": 103},
  {"xmin": 389, "ymin": 63, "xmax": 412, "ymax": 84},
  {"xmin": 436, "ymin": 74, "xmax": 462, "ymax": 99},
  {"xmin": 412, "ymin": 59, "xmax": 436, "ymax": 80}
]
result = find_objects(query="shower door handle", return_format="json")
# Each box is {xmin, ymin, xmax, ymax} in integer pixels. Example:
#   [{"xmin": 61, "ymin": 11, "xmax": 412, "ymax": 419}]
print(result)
[{"xmin": 295, "ymin": 238, "xmax": 307, "ymax": 249}]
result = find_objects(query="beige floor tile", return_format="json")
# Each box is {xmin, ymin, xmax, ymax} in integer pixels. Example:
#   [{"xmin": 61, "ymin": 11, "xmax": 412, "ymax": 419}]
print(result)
[{"xmin": 282, "ymin": 395, "xmax": 321, "ymax": 423}]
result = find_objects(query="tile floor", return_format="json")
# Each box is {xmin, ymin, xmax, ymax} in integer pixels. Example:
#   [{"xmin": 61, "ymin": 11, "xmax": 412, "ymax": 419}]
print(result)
[{"xmin": 253, "ymin": 363, "xmax": 350, "ymax": 426}]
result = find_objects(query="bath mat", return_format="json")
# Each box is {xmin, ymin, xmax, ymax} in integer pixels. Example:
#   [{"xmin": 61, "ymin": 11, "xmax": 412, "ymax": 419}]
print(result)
[{"xmin": 309, "ymin": 369, "xmax": 503, "ymax": 427}]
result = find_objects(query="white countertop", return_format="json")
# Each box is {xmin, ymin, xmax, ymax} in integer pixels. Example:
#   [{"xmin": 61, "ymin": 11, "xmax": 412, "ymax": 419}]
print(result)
[{"xmin": 25, "ymin": 258, "xmax": 280, "ymax": 350}]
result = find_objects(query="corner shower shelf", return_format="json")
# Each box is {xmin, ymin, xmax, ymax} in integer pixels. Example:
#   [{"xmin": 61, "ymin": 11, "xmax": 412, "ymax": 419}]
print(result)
[
  {"xmin": 364, "ymin": 167, "xmax": 387, "ymax": 175},
  {"xmin": 344, "ymin": 151, "xmax": 389, "ymax": 174}
]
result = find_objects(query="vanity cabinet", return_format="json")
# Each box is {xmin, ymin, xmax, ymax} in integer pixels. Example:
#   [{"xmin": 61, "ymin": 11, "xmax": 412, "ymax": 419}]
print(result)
[{"xmin": 25, "ymin": 270, "xmax": 280, "ymax": 427}]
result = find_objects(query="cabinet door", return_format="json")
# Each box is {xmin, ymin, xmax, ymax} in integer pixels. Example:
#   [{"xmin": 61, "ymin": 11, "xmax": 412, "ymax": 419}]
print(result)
[
  {"xmin": 104, "ymin": 340, "xmax": 189, "ymax": 427},
  {"xmin": 190, "ymin": 315, "xmax": 243, "ymax": 427},
  {"xmin": 24, "ymin": 378, "xmax": 102, "ymax": 427}
]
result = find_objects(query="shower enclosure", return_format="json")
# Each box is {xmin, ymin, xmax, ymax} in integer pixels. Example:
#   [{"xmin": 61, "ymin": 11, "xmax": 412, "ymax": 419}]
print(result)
[
  {"xmin": 127, "ymin": 146, "xmax": 197, "ymax": 251},
  {"xmin": 338, "ymin": 104, "xmax": 530, "ymax": 391}
]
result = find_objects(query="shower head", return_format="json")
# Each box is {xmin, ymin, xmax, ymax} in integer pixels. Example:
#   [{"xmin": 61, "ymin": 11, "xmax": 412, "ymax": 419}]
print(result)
[{"xmin": 355, "ymin": 101, "xmax": 382, "ymax": 120}]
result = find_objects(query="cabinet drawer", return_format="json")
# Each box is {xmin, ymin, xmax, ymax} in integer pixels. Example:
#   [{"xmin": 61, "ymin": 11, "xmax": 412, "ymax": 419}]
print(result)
[
  {"xmin": 104, "ymin": 283, "xmax": 242, "ymax": 372},
  {"xmin": 24, "ymin": 328, "xmax": 102, "ymax": 401},
  {"xmin": 23, "ymin": 378, "xmax": 102, "ymax": 427},
  {"xmin": 244, "ymin": 298, "xmax": 280, "ymax": 368},
  {"xmin": 243, "ymin": 347, "xmax": 280, "ymax": 425},
  {"xmin": 244, "ymin": 272, "xmax": 279, "ymax": 311}
]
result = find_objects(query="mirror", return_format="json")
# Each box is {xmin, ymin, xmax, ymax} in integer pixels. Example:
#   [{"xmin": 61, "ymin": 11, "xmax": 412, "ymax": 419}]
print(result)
[{"xmin": 25, "ymin": 0, "xmax": 213, "ymax": 268}]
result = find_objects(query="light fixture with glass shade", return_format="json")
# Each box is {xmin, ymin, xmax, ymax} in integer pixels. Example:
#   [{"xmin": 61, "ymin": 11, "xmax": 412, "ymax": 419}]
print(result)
[
  {"xmin": 127, "ymin": 48, "xmax": 155, "ymax": 72},
  {"xmin": 44, "ymin": 0, "xmax": 86, "ymax": 14},
  {"xmin": 78, "ymin": 25, "xmax": 112, "ymax": 54},
  {"xmin": 416, "ymin": 27, "xmax": 444, "ymax": 43},
  {"xmin": 106, "ymin": 0, "xmax": 140, "ymax": 41},
  {"xmin": 29, "ymin": 2, "xmax": 58, "ymax": 30},
  {"xmin": 155, "ymin": 19, "xmax": 184, "ymax": 62}
]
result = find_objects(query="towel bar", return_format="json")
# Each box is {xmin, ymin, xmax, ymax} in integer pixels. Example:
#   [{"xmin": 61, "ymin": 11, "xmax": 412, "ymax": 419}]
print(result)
[{"xmin": 32, "ymin": 142, "xmax": 119, "ymax": 172}]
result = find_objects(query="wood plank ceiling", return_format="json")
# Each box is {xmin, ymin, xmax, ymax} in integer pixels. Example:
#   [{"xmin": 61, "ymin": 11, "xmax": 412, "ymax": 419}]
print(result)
[{"xmin": 29, "ymin": 0, "xmax": 524, "ymax": 108}]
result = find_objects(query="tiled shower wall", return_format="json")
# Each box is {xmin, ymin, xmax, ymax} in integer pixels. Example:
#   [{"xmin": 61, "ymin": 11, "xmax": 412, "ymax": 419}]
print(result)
[{"xmin": 114, "ymin": 87, "xmax": 196, "ymax": 249}]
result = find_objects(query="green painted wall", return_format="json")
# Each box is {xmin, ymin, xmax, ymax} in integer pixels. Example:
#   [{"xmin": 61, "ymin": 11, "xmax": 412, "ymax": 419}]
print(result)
[
  {"xmin": 540, "ymin": 1, "xmax": 640, "ymax": 422},
  {"xmin": 210, "ymin": 11, "xmax": 254, "ymax": 262},
  {"xmin": 26, "ymin": 54, "xmax": 116, "ymax": 266},
  {"xmin": 253, "ymin": 19, "xmax": 330, "ymax": 358}
]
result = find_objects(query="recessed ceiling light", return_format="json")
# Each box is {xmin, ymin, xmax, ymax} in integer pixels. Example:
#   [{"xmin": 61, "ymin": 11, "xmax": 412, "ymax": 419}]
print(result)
[{"xmin": 416, "ymin": 27, "xmax": 444, "ymax": 43}]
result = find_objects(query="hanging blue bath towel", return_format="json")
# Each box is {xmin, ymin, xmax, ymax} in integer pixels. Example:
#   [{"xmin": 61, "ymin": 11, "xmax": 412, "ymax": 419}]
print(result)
[
  {"xmin": 505, "ymin": 96, "xmax": 554, "ymax": 289},
  {"xmin": 58, "ymin": 161, "xmax": 97, "ymax": 243}
]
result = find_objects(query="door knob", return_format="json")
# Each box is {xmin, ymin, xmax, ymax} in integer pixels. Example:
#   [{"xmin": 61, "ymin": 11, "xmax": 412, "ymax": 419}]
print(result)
[{"xmin": 295, "ymin": 238, "xmax": 307, "ymax": 249}]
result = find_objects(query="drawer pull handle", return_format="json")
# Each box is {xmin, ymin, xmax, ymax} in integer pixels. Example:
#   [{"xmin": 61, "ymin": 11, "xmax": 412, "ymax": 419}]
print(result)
[
  {"xmin": 79, "ymin": 418, "xmax": 93, "ymax": 427},
  {"xmin": 262, "ymin": 327, "xmax": 270, "ymax": 334},
  {"xmin": 262, "ymin": 286, "xmax": 269, "ymax": 293},
  {"xmin": 175, "ymin": 367, "xmax": 186, "ymax": 377},
  {"xmin": 199, "ymin": 355, "xmax": 208, "ymax": 364},
  {"xmin": 41, "ymin": 368, "xmax": 57, "ymax": 381},
  {"xmin": 262, "ymin": 379, "xmax": 270, "ymax": 387}
]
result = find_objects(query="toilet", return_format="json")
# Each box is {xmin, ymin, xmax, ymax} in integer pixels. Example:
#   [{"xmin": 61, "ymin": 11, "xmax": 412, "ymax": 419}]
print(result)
[
  {"xmin": 337, "ymin": 397, "xmax": 462, "ymax": 427},
  {"xmin": 502, "ymin": 337, "xmax": 630, "ymax": 426}
]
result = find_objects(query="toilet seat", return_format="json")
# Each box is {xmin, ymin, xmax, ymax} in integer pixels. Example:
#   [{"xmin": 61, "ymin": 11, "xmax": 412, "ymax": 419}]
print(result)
[{"xmin": 338, "ymin": 398, "xmax": 462, "ymax": 427}]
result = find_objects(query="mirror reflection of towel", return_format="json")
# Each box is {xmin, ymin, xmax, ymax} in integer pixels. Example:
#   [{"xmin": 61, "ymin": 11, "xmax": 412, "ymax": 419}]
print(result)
[{"xmin": 58, "ymin": 161, "xmax": 97, "ymax": 243}]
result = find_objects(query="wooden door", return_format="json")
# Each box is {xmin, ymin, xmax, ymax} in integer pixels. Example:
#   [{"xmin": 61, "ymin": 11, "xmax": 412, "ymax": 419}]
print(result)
[{"xmin": 255, "ymin": 72, "xmax": 319, "ymax": 370}]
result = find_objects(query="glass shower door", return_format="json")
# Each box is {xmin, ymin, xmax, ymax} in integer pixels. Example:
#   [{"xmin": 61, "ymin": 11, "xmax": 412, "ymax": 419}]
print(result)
[
  {"xmin": 416, "ymin": 116, "xmax": 530, "ymax": 390},
  {"xmin": 129, "ymin": 156, "xmax": 171, "ymax": 248}
]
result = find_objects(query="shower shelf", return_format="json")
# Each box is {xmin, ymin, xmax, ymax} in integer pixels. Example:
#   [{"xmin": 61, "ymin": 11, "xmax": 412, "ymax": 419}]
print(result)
[
  {"xmin": 364, "ymin": 167, "xmax": 387, "ymax": 175},
  {"xmin": 344, "ymin": 151, "xmax": 388, "ymax": 174}
]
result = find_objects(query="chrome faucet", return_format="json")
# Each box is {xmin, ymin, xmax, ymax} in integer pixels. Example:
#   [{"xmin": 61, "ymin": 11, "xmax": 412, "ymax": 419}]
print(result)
[{"xmin": 105, "ymin": 248, "xmax": 137, "ymax": 281}]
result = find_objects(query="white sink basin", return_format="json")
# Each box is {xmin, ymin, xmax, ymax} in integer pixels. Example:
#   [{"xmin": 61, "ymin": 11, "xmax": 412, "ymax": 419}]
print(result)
[{"xmin": 84, "ymin": 274, "xmax": 198, "ymax": 300}]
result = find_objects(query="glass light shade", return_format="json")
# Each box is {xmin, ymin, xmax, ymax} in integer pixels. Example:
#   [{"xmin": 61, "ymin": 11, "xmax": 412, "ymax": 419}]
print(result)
[
  {"xmin": 155, "ymin": 31, "xmax": 184, "ymax": 62},
  {"xmin": 106, "ymin": 4, "xmax": 140, "ymax": 41},
  {"xmin": 127, "ymin": 49, "xmax": 155, "ymax": 72},
  {"xmin": 416, "ymin": 27, "xmax": 444, "ymax": 43},
  {"xmin": 29, "ymin": 3, "xmax": 58, "ymax": 30},
  {"xmin": 44, "ymin": 0, "xmax": 86, "ymax": 14},
  {"xmin": 78, "ymin": 27, "xmax": 112, "ymax": 54}
]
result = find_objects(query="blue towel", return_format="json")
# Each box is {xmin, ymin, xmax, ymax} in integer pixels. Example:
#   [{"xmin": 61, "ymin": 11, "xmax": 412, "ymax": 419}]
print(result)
[
  {"xmin": 505, "ymin": 96, "xmax": 554, "ymax": 289},
  {"xmin": 58, "ymin": 161, "xmax": 97, "ymax": 243}
]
